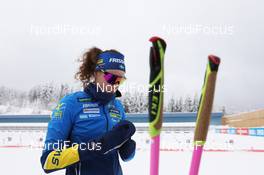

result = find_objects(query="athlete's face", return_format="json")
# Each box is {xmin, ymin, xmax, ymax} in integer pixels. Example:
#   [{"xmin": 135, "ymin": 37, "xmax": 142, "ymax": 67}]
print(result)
[{"xmin": 94, "ymin": 70, "xmax": 125, "ymax": 93}]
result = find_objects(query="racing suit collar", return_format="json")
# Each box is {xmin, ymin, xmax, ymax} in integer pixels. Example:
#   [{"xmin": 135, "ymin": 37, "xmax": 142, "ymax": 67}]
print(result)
[{"xmin": 84, "ymin": 83, "xmax": 121, "ymax": 105}]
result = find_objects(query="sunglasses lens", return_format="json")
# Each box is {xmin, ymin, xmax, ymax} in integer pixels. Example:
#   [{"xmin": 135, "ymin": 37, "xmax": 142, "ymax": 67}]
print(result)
[
  {"xmin": 103, "ymin": 72, "xmax": 125, "ymax": 85},
  {"xmin": 104, "ymin": 73, "xmax": 116, "ymax": 84}
]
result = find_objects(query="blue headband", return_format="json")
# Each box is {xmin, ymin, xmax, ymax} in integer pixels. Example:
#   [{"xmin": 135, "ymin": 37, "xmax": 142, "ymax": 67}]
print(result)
[{"xmin": 95, "ymin": 51, "xmax": 126, "ymax": 72}]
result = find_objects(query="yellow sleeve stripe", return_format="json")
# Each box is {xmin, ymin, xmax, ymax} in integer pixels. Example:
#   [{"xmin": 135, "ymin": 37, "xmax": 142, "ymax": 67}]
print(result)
[{"xmin": 44, "ymin": 144, "xmax": 80, "ymax": 170}]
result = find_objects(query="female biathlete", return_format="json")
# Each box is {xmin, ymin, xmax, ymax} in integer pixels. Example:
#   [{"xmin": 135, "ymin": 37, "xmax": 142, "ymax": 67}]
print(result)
[{"xmin": 40, "ymin": 47, "xmax": 136, "ymax": 175}]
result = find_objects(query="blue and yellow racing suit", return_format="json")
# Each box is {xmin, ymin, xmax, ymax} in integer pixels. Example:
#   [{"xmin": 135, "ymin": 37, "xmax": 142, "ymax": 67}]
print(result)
[{"xmin": 40, "ymin": 87, "xmax": 131, "ymax": 175}]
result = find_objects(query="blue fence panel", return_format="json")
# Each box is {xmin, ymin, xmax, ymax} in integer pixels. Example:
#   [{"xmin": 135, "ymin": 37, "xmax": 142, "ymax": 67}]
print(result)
[
  {"xmin": 249, "ymin": 128, "xmax": 258, "ymax": 136},
  {"xmin": 0, "ymin": 112, "xmax": 223, "ymax": 125},
  {"xmin": 227, "ymin": 128, "xmax": 236, "ymax": 134},
  {"xmin": 256, "ymin": 128, "xmax": 264, "ymax": 137}
]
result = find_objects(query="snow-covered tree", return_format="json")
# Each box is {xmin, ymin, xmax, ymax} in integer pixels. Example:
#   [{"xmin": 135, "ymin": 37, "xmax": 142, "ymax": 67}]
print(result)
[
  {"xmin": 40, "ymin": 83, "xmax": 56, "ymax": 108},
  {"xmin": 120, "ymin": 91, "xmax": 148, "ymax": 113},
  {"xmin": 167, "ymin": 96, "xmax": 176, "ymax": 112},
  {"xmin": 177, "ymin": 97, "xmax": 183, "ymax": 112},
  {"xmin": 183, "ymin": 96, "xmax": 192, "ymax": 112},
  {"xmin": 191, "ymin": 93, "xmax": 199, "ymax": 112}
]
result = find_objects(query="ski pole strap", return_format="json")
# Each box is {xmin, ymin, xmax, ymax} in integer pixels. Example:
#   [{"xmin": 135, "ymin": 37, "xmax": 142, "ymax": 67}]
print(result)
[{"xmin": 148, "ymin": 37, "xmax": 166, "ymax": 138}]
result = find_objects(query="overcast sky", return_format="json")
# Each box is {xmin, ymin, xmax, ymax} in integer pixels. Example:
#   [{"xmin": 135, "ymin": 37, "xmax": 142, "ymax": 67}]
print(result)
[{"xmin": 0, "ymin": 0, "xmax": 263, "ymax": 112}]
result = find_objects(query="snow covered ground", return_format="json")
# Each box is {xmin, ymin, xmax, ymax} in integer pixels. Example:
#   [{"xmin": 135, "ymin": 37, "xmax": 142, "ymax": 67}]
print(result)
[
  {"xmin": 1, "ymin": 147, "xmax": 263, "ymax": 175},
  {"xmin": 0, "ymin": 124, "xmax": 263, "ymax": 175},
  {"xmin": 0, "ymin": 105, "xmax": 51, "ymax": 115}
]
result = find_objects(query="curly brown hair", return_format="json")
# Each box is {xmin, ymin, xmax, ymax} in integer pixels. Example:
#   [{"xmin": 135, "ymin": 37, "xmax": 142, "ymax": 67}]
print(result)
[
  {"xmin": 75, "ymin": 47, "xmax": 103, "ymax": 88},
  {"xmin": 75, "ymin": 47, "xmax": 122, "ymax": 88}
]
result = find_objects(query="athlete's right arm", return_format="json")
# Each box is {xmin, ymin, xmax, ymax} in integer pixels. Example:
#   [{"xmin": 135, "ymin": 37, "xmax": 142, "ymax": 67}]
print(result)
[{"xmin": 40, "ymin": 97, "xmax": 82, "ymax": 173}]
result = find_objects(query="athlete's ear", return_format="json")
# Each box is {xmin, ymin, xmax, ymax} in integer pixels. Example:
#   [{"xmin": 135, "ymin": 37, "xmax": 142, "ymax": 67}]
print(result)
[{"xmin": 94, "ymin": 71, "xmax": 101, "ymax": 76}]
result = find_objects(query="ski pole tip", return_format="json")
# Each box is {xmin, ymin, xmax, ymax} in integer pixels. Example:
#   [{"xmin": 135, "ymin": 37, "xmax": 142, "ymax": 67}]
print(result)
[
  {"xmin": 208, "ymin": 55, "xmax": 221, "ymax": 65},
  {"xmin": 149, "ymin": 36, "xmax": 165, "ymax": 43}
]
